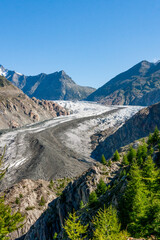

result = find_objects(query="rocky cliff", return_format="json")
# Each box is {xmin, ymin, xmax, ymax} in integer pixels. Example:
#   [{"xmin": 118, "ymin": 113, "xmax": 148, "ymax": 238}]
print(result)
[
  {"xmin": 16, "ymin": 160, "xmax": 127, "ymax": 240},
  {"xmin": 86, "ymin": 60, "xmax": 160, "ymax": 106},
  {"xmin": 92, "ymin": 101, "xmax": 160, "ymax": 160},
  {"xmin": 0, "ymin": 65, "xmax": 95, "ymax": 101},
  {"xmin": 0, "ymin": 76, "xmax": 69, "ymax": 130}
]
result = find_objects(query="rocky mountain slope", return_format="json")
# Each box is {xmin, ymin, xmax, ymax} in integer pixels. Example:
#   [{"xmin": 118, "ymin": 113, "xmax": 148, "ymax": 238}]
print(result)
[
  {"xmin": 0, "ymin": 65, "xmax": 95, "ymax": 100},
  {"xmin": 0, "ymin": 76, "xmax": 69, "ymax": 130},
  {"xmin": 3, "ymin": 177, "xmax": 72, "ymax": 240},
  {"xmin": 14, "ymin": 133, "xmax": 160, "ymax": 240},
  {"xmin": 86, "ymin": 60, "xmax": 160, "ymax": 106},
  {"xmin": 92, "ymin": 101, "xmax": 160, "ymax": 160}
]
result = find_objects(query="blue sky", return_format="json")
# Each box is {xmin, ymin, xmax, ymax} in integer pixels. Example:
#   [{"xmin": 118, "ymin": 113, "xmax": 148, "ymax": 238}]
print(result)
[{"xmin": 0, "ymin": 0, "xmax": 160, "ymax": 88}]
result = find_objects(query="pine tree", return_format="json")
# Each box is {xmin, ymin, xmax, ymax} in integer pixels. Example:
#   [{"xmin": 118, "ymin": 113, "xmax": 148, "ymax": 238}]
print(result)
[
  {"xmin": 113, "ymin": 150, "xmax": 120, "ymax": 162},
  {"xmin": 88, "ymin": 191, "xmax": 98, "ymax": 207},
  {"xmin": 122, "ymin": 155, "xmax": 129, "ymax": 165},
  {"xmin": 108, "ymin": 159, "xmax": 112, "ymax": 167},
  {"xmin": 0, "ymin": 149, "xmax": 25, "ymax": 239},
  {"xmin": 152, "ymin": 126, "xmax": 159, "ymax": 144},
  {"xmin": 92, "ymin": 206, "xmax": 128, "ymax": 240},
  {"xmin": 96, "ymin": 178, "xmax": 107, "ymax": 197},
  {"xmin": 127, "ymin": 146, "xmax": 136, "ymax": 163},
  {"xmin": 101, "ymin": 154, "xmax": 107, "ymax": 165},
  {"xmin": 147, "ymin": 133, "xmax": 152, "ymax": 145},
  {"xmin": 136, "ymin": 143, "xmax": 148, "ymax": 166},
  {"xmin": 142, "ymin": 155, "xmax": 157, "ymax": 191},
  {"xmin": 119, "ymin": 161, "xmax": 148, "ymax": 234},
  {"xmin": 63, "ymin": 211, "xmax": 88, "ymax": 240}
]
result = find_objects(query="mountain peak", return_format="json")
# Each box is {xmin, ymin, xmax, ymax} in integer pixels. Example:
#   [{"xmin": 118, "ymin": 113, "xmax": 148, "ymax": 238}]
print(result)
[{"xmin": 59, "ymin": 70, "xmax": 67, "ymax": 76}]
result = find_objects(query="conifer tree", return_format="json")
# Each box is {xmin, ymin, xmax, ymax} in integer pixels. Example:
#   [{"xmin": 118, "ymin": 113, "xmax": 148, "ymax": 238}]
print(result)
[
  {"xmin": 63, "ymin": 211, "xmax": 88, "ymax": 240},
  {"xmin": 122, "ymin": 154, "xmax": 129, "ymax": 165},
  {"xmin": 142, "ymin": 155, "xmax": 157, "ymax": 191},
  {"xmin": 147, "ymin": 133, "xmax": 153, "ymax": 145},
  {"xmin": 113, "ymin": 150, "xmax": 120, "ymax": 162},
  {"xmin": 0, "ymin": 149, "xmax": 25, "ymax": 239},
  {"xmin": 127, "ymin": 146, "xmax": 136, "ymax": 163},
  {"xmin": 101, "ymin": 154, "xmax": 107, "ymax": 165},
  {"xmin": 96, "ymin": 178, "xmax": 107, "ymax": 197},
  {"xmin": 88, "ymin": 191, "xmax": 98, "ymax": 207},
  {"xmin": 136, "ymin": 143, "xmax": 148, "ymax": 164},
  {"xmin": 92, "ymin": 206, "xmax": 127, "ymax": 240},
  {"xmin": 152, "ymin": 126, "xmax": 159, "ymax": 144},
  {"xmin": 119, "ymin": 161, "xmax": 148, "ymax": 233}
]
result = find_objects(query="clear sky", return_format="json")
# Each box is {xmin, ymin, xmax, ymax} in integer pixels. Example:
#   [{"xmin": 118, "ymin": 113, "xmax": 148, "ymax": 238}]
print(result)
[{"xmin": 0, "ymin": 0, "xmax": 160, "ymax": 88}]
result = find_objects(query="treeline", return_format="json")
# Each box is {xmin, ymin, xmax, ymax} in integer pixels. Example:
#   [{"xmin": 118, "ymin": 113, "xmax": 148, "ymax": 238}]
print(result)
[{"xmin": 60, "ymin": 128, "xmax": 160, "ymax": 240}]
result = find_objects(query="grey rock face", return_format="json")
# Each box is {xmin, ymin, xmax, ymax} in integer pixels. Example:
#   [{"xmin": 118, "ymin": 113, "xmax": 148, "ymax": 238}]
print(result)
[
  {"xmin": 86, "ymin": 60, "xmax": 160, "ymax": 106},
  {"xmin": 21, "ymin": 166, "xmax": 101, "ymax": 240},
  {"xmin": 92, "ymin": 102, "xmax": 160, "ymax": 160}
]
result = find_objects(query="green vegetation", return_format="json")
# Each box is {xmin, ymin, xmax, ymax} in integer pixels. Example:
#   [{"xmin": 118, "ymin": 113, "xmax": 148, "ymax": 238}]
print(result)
[
  {"xmin": 113, "ymin": 150, "xmax": 120, "ymax": 162},
  {"xmin": 127, "ymin": 146, "xmax": 136, "ymax": 163},
  {"xmin": 15, "ymin": 197, "xmax": 20, "ymax": 205},
  {"xmin": 88, "ymin": 191, "xmax": 98, "ymax": 207},
  {"xmin": 19, "ymin": 193, "xmax": 23, "ymax": 198},
  {"xmin": 107, "ymin": 159, "xmax": 112, "ymax": 167},
  {"xmin": 79, "ymin": 200, "xmax": 84, "ymax": 209},
  {"xmin": 48, "ymin": 177, "xmax": 71, "ymax": 196},
  {"xmin": 101, "ymin": 154, "xmax": 107, "ymax": 165},
  {"xmin": 62, "ymin": 128, "xmax": 160, "ymax": 240},
  {"xmin": 92, "ymin": 206, "xmax": 128, "ymax": 240},
  {"xmin": 48, "ymin": 179, "xmax": 54, "ymax": 189},
  {"xmin": 96, "ymin": 178, "xmax": 107, "ymax": 197},
  {"xmin": 25, "ymin": 206, "xmax": 35, "ymax": 211},
  {"xmin": 0, "ymin": 149, "xmax": 24, "ymax": 239},
  {"xmin": 63, "ymin": 211, "xmax": 88, "ymax": 240},
  {"xmin": 39, "ymin": 196, "xmax": 46, "ymax": 206},
  {"xmin": 122, "ymin": 154, "xmax": 129, "ymax": 165}
]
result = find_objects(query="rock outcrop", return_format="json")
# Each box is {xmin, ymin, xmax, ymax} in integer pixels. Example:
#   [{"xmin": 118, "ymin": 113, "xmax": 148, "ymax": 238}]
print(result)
[
  {"xmin": 86, "ymin": 60, "xmax": 160, "ymax": 106},
  {"xmin": 0, "ymin": 76, "xmax": 69, "ymax": 130},
  {"xmin": 3, "ymin": 179, "xmax": 56, "ymax": 240},
  {"xmin": 20, "ymin": 166, "xmax": 101, "ymax": 240}
]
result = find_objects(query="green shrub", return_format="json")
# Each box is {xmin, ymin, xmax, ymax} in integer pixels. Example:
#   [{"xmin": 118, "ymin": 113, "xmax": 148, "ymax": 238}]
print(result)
[
  {"xmin": 15, "ymin": 197, "xmax": 20, "ymax": 204},
  {"xmin": 25, "ymin": 206, "xmax": 35, "ymax": 211},
  {"xmin": 19, "ymin": 193, "xmax": 23, "ymax": 198},
  {"xmin": 39, "ymin": 196, "xmax": 46, "ymax": 206}
]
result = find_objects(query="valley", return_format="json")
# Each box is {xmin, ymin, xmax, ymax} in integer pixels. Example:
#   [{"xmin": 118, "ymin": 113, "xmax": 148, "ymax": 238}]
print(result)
[{"xmin": 0, "ymin": 101, "xmax": 142, "ymax": 190}]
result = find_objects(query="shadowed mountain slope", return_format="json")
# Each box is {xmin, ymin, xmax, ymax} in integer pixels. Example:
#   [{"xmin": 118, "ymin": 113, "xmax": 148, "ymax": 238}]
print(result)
[
  {"xmin": 86, "ymin": 60, "xmax": 160, "ymax": 106},
  {"xmin": 92, "ymin": 101, "xmax": 160, "ymax": 160}
]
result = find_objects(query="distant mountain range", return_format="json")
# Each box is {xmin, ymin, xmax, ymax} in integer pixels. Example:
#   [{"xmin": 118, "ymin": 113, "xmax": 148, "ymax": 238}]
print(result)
[
  {"xmin": 86, "ymin": 60, "xmax": 160, "ymax": 106},
  {"xmin": 0, "ymin": 65, "xmax": 95, "ymax": 100}
]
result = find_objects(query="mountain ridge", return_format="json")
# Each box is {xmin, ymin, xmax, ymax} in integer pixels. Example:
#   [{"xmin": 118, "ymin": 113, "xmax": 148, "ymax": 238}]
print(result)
[
  {"xmin": 86, "ymin": 60, "xmax": 160, "ymax": 106},
  {"xmin": 0, "ymin": 75, "xmax": 69, "ymax": 130},
  {"xmin": 0, "ymin": 65, "xmax": 95, "ymax": 100}
]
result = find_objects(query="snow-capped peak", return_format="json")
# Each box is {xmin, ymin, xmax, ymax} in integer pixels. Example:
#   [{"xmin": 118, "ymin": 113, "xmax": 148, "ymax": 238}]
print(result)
[{"xmin": 0, "ymin": 65, "xmax": 8, "ymax": 77}]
